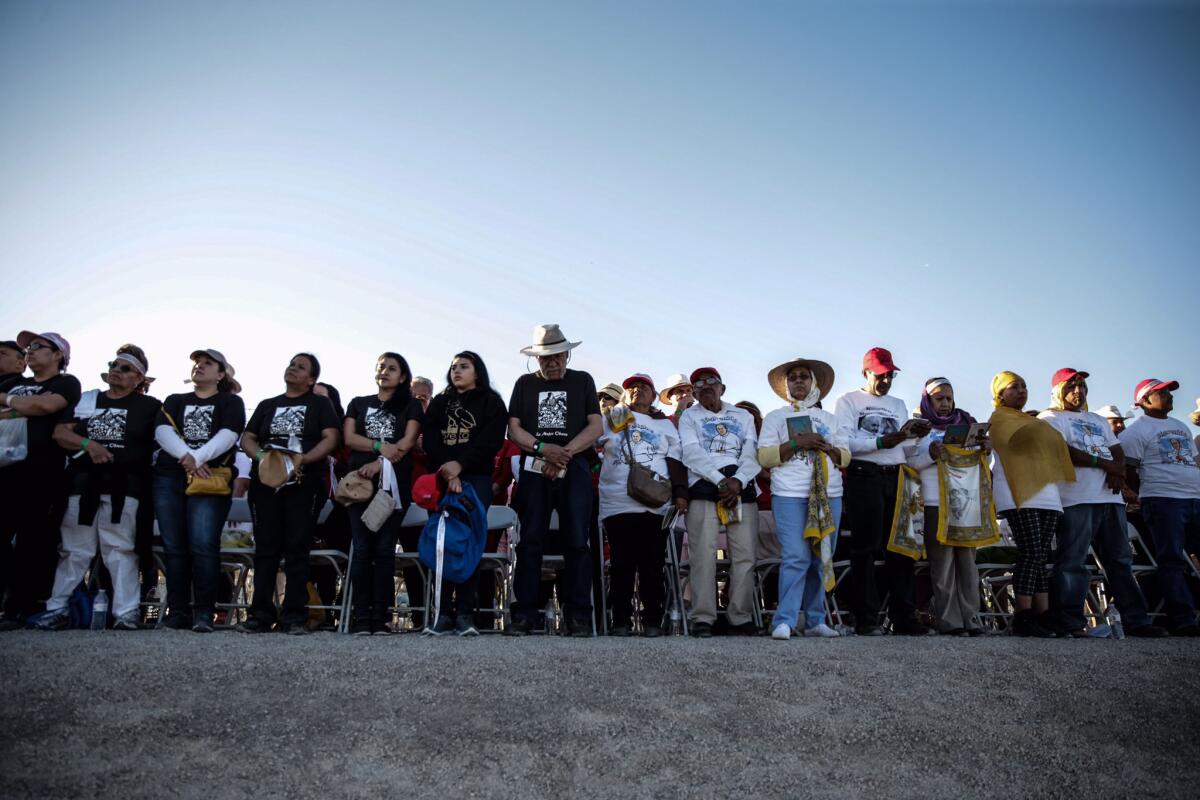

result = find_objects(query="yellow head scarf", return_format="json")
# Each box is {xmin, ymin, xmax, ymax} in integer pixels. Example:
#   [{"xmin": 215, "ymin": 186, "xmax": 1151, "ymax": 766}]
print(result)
[
  {"xmin": 991, "ymin": 371, "xmax": 1021, "ymax": 408},
  {"xmin": 1048, "ymin": 379, "xmax": 1088, "ymax": 412}
]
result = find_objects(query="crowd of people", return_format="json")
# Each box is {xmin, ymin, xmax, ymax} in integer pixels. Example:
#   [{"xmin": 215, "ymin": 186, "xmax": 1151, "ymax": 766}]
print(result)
[{"xmin": 1, "ymin": 325, "xmax": 1198, "ymax": 639}]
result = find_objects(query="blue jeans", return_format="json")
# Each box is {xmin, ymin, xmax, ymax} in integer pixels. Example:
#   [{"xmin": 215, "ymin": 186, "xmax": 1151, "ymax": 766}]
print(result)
[
  {"xmin": 512, "ymin": 456, "xmax": 594, "ymax": 625},
  {"xmin": 1052, "ymin": 503, "xmax": 1151, "ymax": 630},
  {"xmin": 771, "ymin": 496, "xmax": 842, "ymax": 631},
  {"xmin": 153, "ymin": 472, "xmax": 232, "ymax": 621},
  {"xmin": 1139, "ymin": 497, "xmax": 1200, "ymax": 630}
]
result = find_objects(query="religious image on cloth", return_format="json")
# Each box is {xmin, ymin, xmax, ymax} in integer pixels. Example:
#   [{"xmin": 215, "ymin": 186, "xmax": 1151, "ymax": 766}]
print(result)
[
  {"xmin": 887, "ymin": 465, "xmax": 925, "ymax": 560},
  {"xmin": 935, "ymin": 445, "xmax": 1001, "ymax": 547}
]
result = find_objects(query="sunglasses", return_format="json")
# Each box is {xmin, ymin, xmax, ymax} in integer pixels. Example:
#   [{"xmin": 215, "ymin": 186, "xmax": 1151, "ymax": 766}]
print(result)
[
  {"xmin": 692, "ymin": 376, "xmax": 721, "ymax": 388},
  {"xmin": 24, "ymin": 341, "xmax": 57, "ymax": 354},
  {"xmin": 107, "ymin": 361, "xmax": 138, "ymax": 374}
]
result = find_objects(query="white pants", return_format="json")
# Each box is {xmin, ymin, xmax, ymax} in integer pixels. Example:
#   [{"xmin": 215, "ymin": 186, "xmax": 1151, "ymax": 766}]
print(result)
[{"xmin": 48, "ymin": 495, "xmax": 141, "ymax": 618}]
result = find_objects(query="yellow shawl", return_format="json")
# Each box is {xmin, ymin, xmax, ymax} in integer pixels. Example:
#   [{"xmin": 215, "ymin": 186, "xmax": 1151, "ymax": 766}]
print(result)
[{"xmin": 988, "ymin": 406, "xmax": 1075, "ymax": 508}]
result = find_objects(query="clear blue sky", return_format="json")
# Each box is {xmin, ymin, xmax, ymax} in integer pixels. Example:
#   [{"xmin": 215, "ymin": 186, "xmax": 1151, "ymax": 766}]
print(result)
[{"xmin": 2, "ymin": 1, "xmax": 1197, "ymax": 428}]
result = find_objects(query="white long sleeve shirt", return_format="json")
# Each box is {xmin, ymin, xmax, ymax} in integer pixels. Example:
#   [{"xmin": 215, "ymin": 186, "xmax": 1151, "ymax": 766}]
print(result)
[
  {"xmin": 678, "ymin": 401, "xmax": 760, "ymax": 489},
  {"xmin": 834, "ymin": 389, "xmax": 910, "ymax": 467}
]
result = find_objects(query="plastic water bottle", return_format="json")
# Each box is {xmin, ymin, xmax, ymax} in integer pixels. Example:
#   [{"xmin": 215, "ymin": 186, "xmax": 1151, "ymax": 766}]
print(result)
[
  {"xmin": 396, "ymin": 591, "xmax": 409, "ymax": 610},
  {"xmin": 668, "ymin": 609, "xmax": 681, "ymax": 635},
  {"xmin": 90, "ymin": 590, "xmax": 108, "ymax": 631},
  {"xmin": 545, "ymin": 601, "xmax": 557, "ymax": 634},
  {"xmin": 1109, "ymin": 607, "xmax": 1125, "ymax": 639}
]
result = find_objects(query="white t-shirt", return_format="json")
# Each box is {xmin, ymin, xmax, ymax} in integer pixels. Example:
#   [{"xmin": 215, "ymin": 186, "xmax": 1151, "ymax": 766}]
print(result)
[
  {"xmin": 1038, "ymin": 409, "xmax": 1122, "ymax": 507},
  {"xmin": 990, "ymin": 452, "xmax": 1063, "ymax": 513},
  {"xmin": 1118, "ymin": 415, "xmax": 1200, "ymax": 500},
  {"xmin": 678, "ymin": 402, "xmax": 760, "ymax": 489},
  {"xmin": 759, "ymin": 405, "xmax": 848, "ymax": 499},
  {"xmin": 906, "ymin": 429, "xmax": 948, "ymax": 508},
  {"xmin": 597, "ymin": 410, "xmax": 681, "ymax": 520},
  {"xmin": 834, "ymin": 389, "xmax": 910, "ymax": 466}
]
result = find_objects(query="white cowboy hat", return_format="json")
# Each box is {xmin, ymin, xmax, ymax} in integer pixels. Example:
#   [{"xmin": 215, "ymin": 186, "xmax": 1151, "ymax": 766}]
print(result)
[
  {"xmin": 658, "ymin": 373, "xmax": 690, "ymax": 405},
  {"xmin": 519, "ymin": 323, "xmax": 581, "ymax": 357},
  {"xmin": 1095, "ymin": 404, "xmax": 1132, "ymax": 421}
]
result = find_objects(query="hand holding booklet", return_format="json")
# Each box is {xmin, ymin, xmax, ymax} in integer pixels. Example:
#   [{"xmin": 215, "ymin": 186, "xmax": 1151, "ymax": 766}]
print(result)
[
  {"xmin": 942, "ymin": 422, "xmax": 990, "ymax": 447},
  {"xmin": 898, "ymin": 418, "xmax": 931, "ymax": 439}
]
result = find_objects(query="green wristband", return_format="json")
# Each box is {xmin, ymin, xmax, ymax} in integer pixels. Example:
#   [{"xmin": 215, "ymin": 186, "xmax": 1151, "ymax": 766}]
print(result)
[
  {"xmin": 876, "ymin": 436, "xmax": 883, "ymax": 449},
  {"xmin": 254, "ymin": 450, "xmax": 263, "ymax": 462},
  {"xmin": 534, "ymin": 441, "xmax": 543, "ymax": 454},
  {"xmin": 373, "ymin": 440, "xmax": 382, "ymax": 453},
  {"xmin": 1091, "ymin": 454, "xmax": 1099, "ymax": 468},
  {"xmin": 787, "ymin": 438, "xmax": 798, "ymax": 449},
  {"xmin": 79, "ymin": 437, "xmax": 91, "ymax": 451}
]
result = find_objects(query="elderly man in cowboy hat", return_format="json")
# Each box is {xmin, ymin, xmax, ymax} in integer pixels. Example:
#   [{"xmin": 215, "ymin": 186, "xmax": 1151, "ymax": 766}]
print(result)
[
  {"xmin": 757, "ymin": 357, "xmax": 849, "ymax": 639},
  {"xmin": 834, "ymin": 347, "xmax": 932, "ymax": 635},
  {"xmin": 659, "ymin": 373, "xmax": 694, "ymax": 427},
  {"xmin": 505, "ymin": 324, "xmax": 603, "ymax": 636},
  {"xmin": 678, "ymin": 367, "xmax": 761, "ymax": 636},
  {"xmin": 1119, "ymin": 378, "xmax": 1200, "ymax": 635}
]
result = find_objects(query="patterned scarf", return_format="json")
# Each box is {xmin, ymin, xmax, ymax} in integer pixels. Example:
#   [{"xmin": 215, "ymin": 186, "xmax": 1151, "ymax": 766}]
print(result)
[{"xmin": 803, "ymin": 454, "xmax": 837, "ymax": 590}]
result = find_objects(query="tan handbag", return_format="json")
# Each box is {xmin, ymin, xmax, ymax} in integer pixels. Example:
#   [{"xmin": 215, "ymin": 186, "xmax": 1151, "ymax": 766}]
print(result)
[
  {"xmin": 623, "ymin": 428, "xmax": 672, "ymax": 507},
  {"xmin": 335, "ymin": 470, "xmax": 374, "ymax": 506},
  {"xmin": 160, "ymin": 408, "xmax": 233, "ymax": 496}
]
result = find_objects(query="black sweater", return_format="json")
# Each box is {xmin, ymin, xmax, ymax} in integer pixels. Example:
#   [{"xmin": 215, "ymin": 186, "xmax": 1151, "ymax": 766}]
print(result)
[{"xmin": 421, "ymin": 388, "xmax": 508, "ymax": 476}]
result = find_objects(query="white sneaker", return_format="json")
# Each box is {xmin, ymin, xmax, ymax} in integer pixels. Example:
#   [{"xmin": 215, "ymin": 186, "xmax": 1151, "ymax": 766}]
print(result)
[
  {"xmin": 803, "ymin": 622, "xmax": 840, "ymax": 638},
  {"xmin": 771, "ymin": 623, "xmax": 791, "ymax": 640}
]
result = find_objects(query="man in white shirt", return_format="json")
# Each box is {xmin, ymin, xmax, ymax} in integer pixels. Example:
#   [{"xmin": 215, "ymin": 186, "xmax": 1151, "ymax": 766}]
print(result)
[
  {"xmin": 834, "ymin": 348, "xmax": 931, "ymax": 635},
  {"xmin": 1119, "ymin": 378, "xmax": 1200, "ymax": 635},
  {"xmin": 1038, "ymin": 369, "xmax": 1164, "ymax": 637},
  {"xmin": 678, "ymin": 367, "xmax": 761, "ymax": 637}
]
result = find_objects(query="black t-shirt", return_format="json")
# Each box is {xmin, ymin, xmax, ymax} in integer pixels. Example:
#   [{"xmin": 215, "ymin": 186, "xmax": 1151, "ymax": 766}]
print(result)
[
  {"xmin": 508, "ymin": 369, "xmax": 601, "ymax": 447},
  {"xmin": 344, "ymin": 394, "xmax": 425, "ymax": 472},
  {"xmin": 245, "ymin": 391, "xmax": 340, "ymax": 485},
  {"xmin": 1, "ymin": 372, "xmax": 82, "ymax": 472},
  {"xmin": 422, "ymin": 389, "xmax": 508, "ymax": 476},
  {"xmin": 154, "ymin": 391, "xmax": 247, "ymax": 474},
  {"xmin": 68, "ymin": 391, "xmax": 162, "ymax": 496}
]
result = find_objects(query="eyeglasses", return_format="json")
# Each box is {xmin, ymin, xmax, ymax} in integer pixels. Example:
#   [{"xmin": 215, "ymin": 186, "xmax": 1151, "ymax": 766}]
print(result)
[
  {"xmin": 107, "ymin": 361, "xmax": 138, "ymax": 374},
  {"xmin": 24, "ymin": 342, "xmax": 56, "ymax": 354},
  {"xmin": 692, "ymin": 376, "xmax": 721, "ymax": 388}
]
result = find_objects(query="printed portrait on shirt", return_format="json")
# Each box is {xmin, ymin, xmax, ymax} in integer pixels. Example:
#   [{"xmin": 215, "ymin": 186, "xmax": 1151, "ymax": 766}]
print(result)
[
  {"xmin": 1069, "ymin": 418, "xmax": 1112, "ymax": 460},
  {"xmin": 442, "ymin": 402, "xmax": 476, "ymax": 446},
  {"xmin": 702, "ymin": 417, "xmax": 743, "ymax": 456},
  {"xmin": 1156, "ymin": 432, "xmax": 1197, "ymax": 467},
  {"xmin": 858, "ymin": 409, "xmax": 899, "ymax": 436},
  {"xmin": 537, "ymin": 391, "xmax": 567, "ymax": 430},
  {"xmin": 791, "ymin": 417, "xmax": 832, "ymax": 465},
  {"xmin": 364, "ymin": 407, "xmax": 396, "ymax": 440},
  {"xmin": 270, "ymin": 405, "xmax": 307, "ymax": 436},
  {"xmin": 87, "ymin": 407, "xmax": 128, "ymax": 445},
  {"xmin": 615, "ymin": 424, "xmax": 662, "ymax": 466},
  {"xmin": 183, "ymin": 405, "xmax": 214, "ymax": 442},
  {"xmin": 4, "ymin": 384, "xmax": 40, "ymax": 398}
]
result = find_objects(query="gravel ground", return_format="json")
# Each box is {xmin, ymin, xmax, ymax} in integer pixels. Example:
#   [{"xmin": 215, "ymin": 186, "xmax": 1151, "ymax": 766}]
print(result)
[{"xmin": 2, "ymin": 630, "xmax": 1198, "ymax": 799}]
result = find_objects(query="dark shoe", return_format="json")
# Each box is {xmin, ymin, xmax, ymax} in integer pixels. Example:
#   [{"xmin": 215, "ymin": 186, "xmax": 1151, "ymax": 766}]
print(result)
[
  {"xmin": 504, "ymin": 617, "xmax": 532, "ymax": 636},
  {"xmin": 691, "ymin": 621, "xmax": 713, "ymax": 638},
  {"xmin": 0, "ymin": 617, "xmax": 25, "ymax": 632},
  {"xmin": 966, "ymin": 627, "xmax": 989, "ymax": 637},
  {"xmin": 642, "ymin": 625, "xmax": 662, "ymax": 638},
  {"xmin": 609, "ymin": 625, "xmax": 632, "ymax": 637},
  {"xmin": 191, "ymin": 618, "xmax": 215, "ymax": 634},
  {"xmin": 455, "ymin": 616, "xmax": 479, "ymax": 637},
  {"xmin": 284, "ymin": 622, "xmax": 309, "ymax": 636},
  {"xmin": 1169, "ymin": 624, "xmax": 1200, "ymax": 637},
  {"xmin": 371, "ymin": 619, "xmax": 393, "ymax": 636},
  {"xmin": 855, "ymin": 625, "xmax": 885, "ymax": 637},
  {"xmin": 892, "ymin": 621, "xmax": 933, "ymax": 636},
  {"xmin": 1127, "ymin": 624, "xmax": 1168, "ymax": 638},
  {"xmin": 236, "ymin": 617, "xmax": 271, "ymax": 634},
  {"xmin": 1011, "ymin": 610, "xmax": 1054, "ymax": 638},
  {"xmin": 566, "ymin": 618, "xmax": 592, "ymax": 637},
  {"xmin": 163, "ymin": 615, "xmax": 192, "ymax": 630},
  {"xmin": 939, "ymin": 627, "xmax": 967, "ymax": 637},
  {"xmin": 423, "ymin": 615, "xmax": 455, "ymax": 636},
  {"xmin": 350, "ymin": 618, "xmax": 373, "ymax": 636},
  {"xmin": 727, "ymin": 621, "xmax": 760, "ymax": 637}
]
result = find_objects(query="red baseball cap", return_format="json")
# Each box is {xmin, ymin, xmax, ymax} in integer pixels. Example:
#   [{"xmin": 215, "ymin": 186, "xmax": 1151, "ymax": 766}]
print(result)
[
  {"xmin": 412, "ymin": 473, "xmax": 443, "ymax": 511},
  {"xmin": 1134, "ymin": 378, "xmax": 1179, "ymax": 405},
  {"xmin": 621, "ymin": 373, "xmax": 656, "ymax": 393},
  {"xmin": 862, "ymin": 348, "xmax": 899, "ymax": 376},
  {"xmin": 689, "ymin": 367, "xmax": 722, "ymax": 384},
  {"xmin": 1051, "ymin": 368, "xmax": 1089, "ymax": 387}
]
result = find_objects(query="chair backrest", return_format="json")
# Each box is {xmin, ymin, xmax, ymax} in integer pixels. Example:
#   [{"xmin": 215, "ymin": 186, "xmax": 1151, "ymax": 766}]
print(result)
[
  {"xmin": 400, "ymin": 504, "xmax": 429, "ymax": 528},
  {"xmin": 487, "ymin": 504, "xmax": 518, "ymax": 532}
]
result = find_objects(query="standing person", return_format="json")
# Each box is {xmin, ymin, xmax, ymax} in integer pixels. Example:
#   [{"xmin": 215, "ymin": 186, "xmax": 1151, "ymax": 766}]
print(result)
[
  {"xmin": 658, "ymin": 374, "xmax": 694, "ymax": 427},
  {"xmin": 907, "ymin": 377, "xmax": 987, "ymax": 636},
  {"xmin": 597, "ymin": 383, "xmax": 623, "ymax": 415},
  {"xmin": 988, "ymin": 371, "xmax": 1075, "ymax": 637},
  {"xmin": 0, "ymin": 339, "xmax": 24, "ymax": 385},
  {"xmin": 505, "ymin": 324, "xmax": 602, "ymax": 636},
  {"xmin": 0, "ymin": 332, "xmax": 80, "ymax": 630},
  {"xmin": 833, "ymin": 348, "xmax": 931, "ymax": 635},
  {"xmin": 678, "ymin": 367, "xmax": 761, "ymax": 637},
  {"xmin": 1039, "ymin": 369, "xmax": 1165, "ymax": 637},
  {"xmin": 239, "ymin": 353, "xmax": 340, "ymax": 634},
  {"xmin": 758, "ymin": 358, "xmax": 849, "ymax": 640},
  {"xmin": 1119, "ymin": 378, "xmax": 1200, "ymax": 635},
  {"xmin": 421, "ymin": 351, "xmax": 508, "ymax": 636},
  {"xmin": 152, "ymin": 349, "xmax": 246, "ymax": 632},
  {"xmin": 343, "ymin": 353, "xmax": 423, "ymax": 634},
  {"xmin": 38, "ymin": 351, "xmax": 161, "ymax": 630},
  {"xmin": 411, "ymin": 377, "xmax": 434, "ymax": 413},
  {"xmin": 597, "ymin": 374, "xmax": 687, "ymax": 637},
  {"xmin": 1096, "ymin": 404, "xmax": 1132, "ymax": 438}
]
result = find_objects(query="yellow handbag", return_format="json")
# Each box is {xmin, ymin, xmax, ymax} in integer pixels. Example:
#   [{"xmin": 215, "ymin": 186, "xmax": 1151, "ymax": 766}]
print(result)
[{"xmin": 161, "ymin": 408, "xmax": 234, "ymax": 497}]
